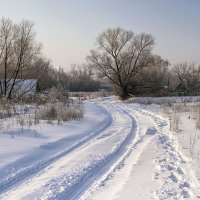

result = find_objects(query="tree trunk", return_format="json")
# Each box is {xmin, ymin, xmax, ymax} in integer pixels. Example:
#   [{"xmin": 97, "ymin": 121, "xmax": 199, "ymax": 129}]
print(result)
[{"xmin": 117, "ymin": 85, "xmax": 130, "ymax": 100}]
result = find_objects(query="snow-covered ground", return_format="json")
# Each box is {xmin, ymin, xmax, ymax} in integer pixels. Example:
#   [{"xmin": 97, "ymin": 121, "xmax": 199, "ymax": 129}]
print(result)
[{"xmin": 0, "ymin": 96, "xmax": 200, "ymax": 199}]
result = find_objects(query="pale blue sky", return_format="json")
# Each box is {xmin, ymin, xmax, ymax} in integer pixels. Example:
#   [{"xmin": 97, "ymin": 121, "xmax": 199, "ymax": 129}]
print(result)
[{"xmin": 0, "ymin": 0, "xmax": 199, "ymax": 69}]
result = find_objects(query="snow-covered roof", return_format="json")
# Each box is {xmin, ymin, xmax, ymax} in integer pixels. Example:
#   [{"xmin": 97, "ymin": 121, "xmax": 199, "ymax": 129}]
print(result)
[{"xmin": 1, "ymin": 79, "xmax": 38, "ymax": 96}]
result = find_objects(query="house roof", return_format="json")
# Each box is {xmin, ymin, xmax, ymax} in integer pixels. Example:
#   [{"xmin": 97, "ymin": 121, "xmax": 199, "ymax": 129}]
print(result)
[{"xmin": 1, "ymin": 79, "xmax": 38, "ymax": 96}]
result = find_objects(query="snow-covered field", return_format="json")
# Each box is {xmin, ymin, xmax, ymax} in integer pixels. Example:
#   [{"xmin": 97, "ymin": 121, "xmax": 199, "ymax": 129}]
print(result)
[{"xmin": 0, "ymin": 96, "xmax": 200, "ymax": 199}]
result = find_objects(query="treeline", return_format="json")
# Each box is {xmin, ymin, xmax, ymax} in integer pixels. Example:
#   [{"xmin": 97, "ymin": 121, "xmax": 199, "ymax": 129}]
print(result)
[
  {"xmin": 39, "ymin": 65, "xmax": 100, "ymax": 92},
  {"xmin": 87, "ymin": 27, "xmax": 200, "ymax": 99},
  {"xmin": 1, "ymin": 18, "xmax": 199, "ymax": 100},
  {"xmin": 125, "ymin": 61, "xmax": 200, "ymax": 97}
]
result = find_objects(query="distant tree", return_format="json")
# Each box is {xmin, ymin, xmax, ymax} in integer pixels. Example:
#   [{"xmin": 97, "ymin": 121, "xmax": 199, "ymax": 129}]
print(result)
[
  {"xmin": 37, "ymin": 64, "xmax": 66, "ymax": 91},
  {"xmin": 130, "ymin": 55, "xmax": 169, "ymax": 96},
  {"xmin": 87, "ymin": 27, "xmax": 155, "ymax": 99},
  {"xmin": 173, "ymin": 63, "xmax": 200, "ymax": 95},
  {"xmin": 68, "ymin": 65, "xmax": 100, "ymax": 92}
]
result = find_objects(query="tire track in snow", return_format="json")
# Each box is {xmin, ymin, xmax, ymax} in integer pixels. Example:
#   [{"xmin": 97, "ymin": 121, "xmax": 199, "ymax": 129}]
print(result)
[
  {"xmin": 80, "ymin": 104, "xmax": 158, "ymax": 200},
  {"xmin": 0, "ymin": 103, "xmax": 113, "ymax": 196},
  {"xmin": 0, "ymin": 103, "xmax": 137, "ymax": 200},
  {"xmin": 58, "ymin": 105, "xmax": 138, "ymax": 200}
]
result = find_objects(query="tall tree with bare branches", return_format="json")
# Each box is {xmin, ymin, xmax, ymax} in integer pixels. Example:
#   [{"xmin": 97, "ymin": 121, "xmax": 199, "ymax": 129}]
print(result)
[
  {"xmin": 7, "ymin": 20, "xmax": 41, "ymax": 98},
  {"xmin": 0, "ymin": 18, "xmax": 42, "ymax": 98},
  {"xmin": 0, "ymin": 18, "xmax": 15, "ymax": 96},
  {"xmin": 87, "ymin": 27, "xmax": 155, "ymax": 99}
]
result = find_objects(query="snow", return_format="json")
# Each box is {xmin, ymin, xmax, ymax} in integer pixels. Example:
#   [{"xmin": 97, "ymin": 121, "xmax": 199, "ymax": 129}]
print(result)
[
  {"xmin": 0, "ymin": 96, "xmax": 200, "ymax": 199},
  {"xmin": 0, "ymin": 103, "xmax": 110, "ymax": 195}
]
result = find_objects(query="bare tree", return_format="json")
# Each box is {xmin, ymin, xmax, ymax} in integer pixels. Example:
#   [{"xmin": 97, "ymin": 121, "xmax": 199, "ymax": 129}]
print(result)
[
  {"xmin": 7, "ymin": 20, "xmax": 41, "ymax": 98},
  {"xmin": 0, "ymin": 18, "xmax": 15, "ymax": 97},
  {"xmin": 173, "ymin": 63, "xmax": 200, "ymax": 95},
  {"xmin": 130, "ymin": 55, "xmax": 169, "ymax": 96},
  {"xmin": 68, "ymin": 65, "xmax": 100, "ymax": 92},
  {"xmin": 0, "ymin": 18, "xmax": 42, "ymax": 98},
  {"xmin": 86, "ymin": 27, "xmax": 155, "ymax": 99}
]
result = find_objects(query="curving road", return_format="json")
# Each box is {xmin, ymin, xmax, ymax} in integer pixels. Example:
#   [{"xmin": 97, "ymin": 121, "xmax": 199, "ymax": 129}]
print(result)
[
  {"xmin": 0, "ymin": 100, "xmax": 138, "ymax": 200},
  {"xmin": 1, "ymin": 97, "xmax": 198, "ymax": 200}
]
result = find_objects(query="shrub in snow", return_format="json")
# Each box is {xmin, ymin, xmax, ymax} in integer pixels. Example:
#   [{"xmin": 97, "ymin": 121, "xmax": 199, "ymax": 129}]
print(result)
[
  {"xmin": 37, "ymin": 102, "xmax": 84, "ymax": 124},
  {"xmin": 0, "ymin": 91, "xmax": 83, "ymax": 138}
]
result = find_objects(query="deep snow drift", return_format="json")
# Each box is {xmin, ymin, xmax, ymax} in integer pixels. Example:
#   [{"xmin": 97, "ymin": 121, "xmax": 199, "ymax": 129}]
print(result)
[{"xmin": 0, "ymin": 96, "xmax": 200, "ymax": 200}]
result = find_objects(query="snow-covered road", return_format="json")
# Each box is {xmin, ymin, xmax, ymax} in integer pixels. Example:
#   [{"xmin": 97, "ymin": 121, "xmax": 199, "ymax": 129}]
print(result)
[{"xmin": 0, "ymin": 97, "xmax": 199, "ymax": 200}]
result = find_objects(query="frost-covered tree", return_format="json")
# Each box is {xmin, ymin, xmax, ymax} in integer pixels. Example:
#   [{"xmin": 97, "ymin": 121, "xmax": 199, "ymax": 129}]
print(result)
[
  {"xmin": 87, "ymin": 27, "xmax": 155, "ymax": 99},
  {"xmin": 0, "ymin": 18, "xmax": 43, "ymax": 98}
]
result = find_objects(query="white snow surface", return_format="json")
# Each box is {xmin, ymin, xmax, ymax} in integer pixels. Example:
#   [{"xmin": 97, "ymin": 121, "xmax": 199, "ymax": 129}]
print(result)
[{"xmin": 0, "ymin": 96, "xmax": 200, "ymax": 200}]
